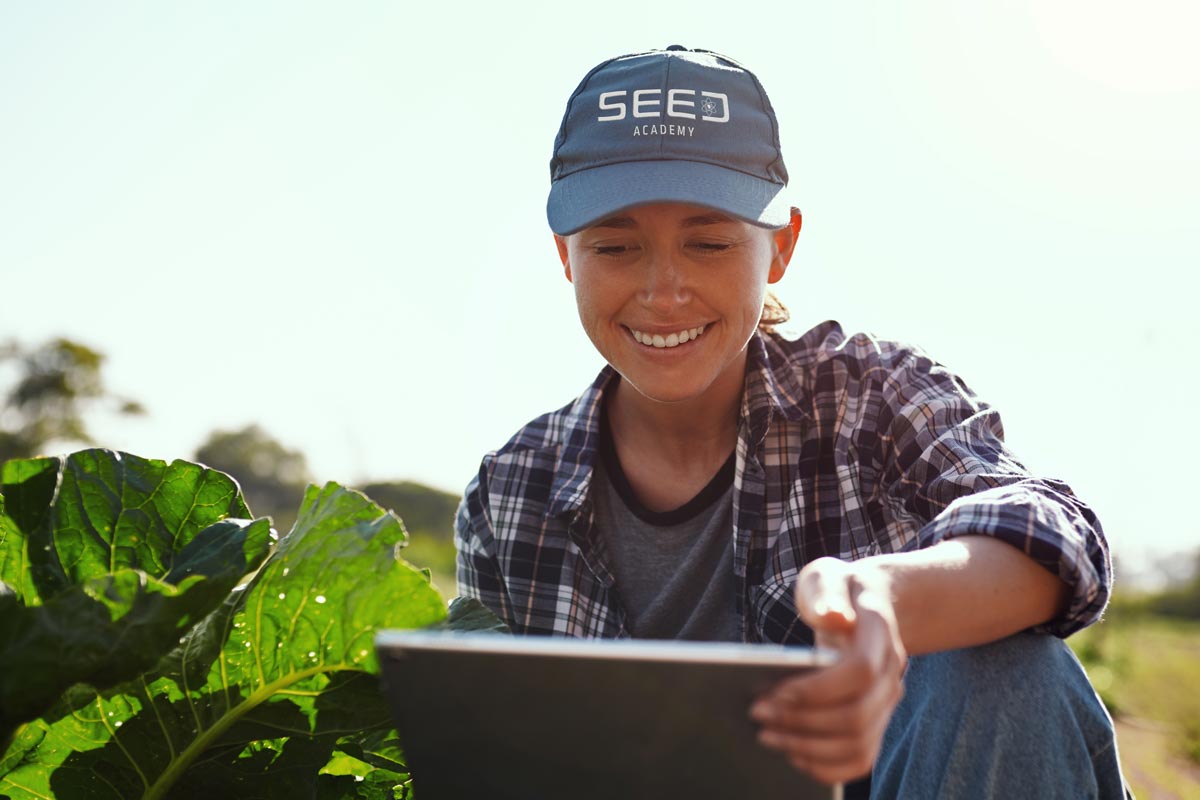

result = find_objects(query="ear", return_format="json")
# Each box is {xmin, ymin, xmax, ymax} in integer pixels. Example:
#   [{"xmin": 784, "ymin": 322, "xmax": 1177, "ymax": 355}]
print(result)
[
  {"xmin": 554, "ymin": 234, "xmax": 573, "ymax": 283},
  {"xmin": 768, "ymin": 207, "xmax": 802, "ymax": 284}
]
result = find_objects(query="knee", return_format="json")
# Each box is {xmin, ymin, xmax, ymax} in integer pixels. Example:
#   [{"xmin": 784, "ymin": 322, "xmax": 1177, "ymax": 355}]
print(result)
[
  {"xmin": 919, "ymin": 632, "xmax": 1087, "ymax": 694},
  {"xmin": 877, "ymin": 632, "xmax": 1127, "ymax": 798},
  {"xmin": 903, "ymin": 631, "xmax": 1112, "ymax": 736}
]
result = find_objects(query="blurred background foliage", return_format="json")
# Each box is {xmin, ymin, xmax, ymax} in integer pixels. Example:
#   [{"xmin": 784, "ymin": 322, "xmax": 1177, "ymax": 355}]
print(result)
[{"xmin": 1069, "ymin": 564, "xmax": 1200, "ymax": 797}]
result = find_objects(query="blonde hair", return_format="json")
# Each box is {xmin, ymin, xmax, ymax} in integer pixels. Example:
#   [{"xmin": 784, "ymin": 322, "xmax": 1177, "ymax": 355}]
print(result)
[{"xmin": 758, "ymin": 291, "xmax": 789, "ymax": 333}]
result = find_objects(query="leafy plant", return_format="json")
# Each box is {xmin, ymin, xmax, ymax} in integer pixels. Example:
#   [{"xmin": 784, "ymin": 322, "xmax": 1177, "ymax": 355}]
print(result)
[{"xmin": 0, "ymin": 449, "xmax": 504, "ymax": 799}]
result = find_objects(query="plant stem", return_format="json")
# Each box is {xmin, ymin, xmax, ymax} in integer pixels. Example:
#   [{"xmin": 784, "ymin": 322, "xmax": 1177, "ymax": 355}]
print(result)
[{"xmin": 141, "ymin": 665, "xmax": 348, "ymax": 800}]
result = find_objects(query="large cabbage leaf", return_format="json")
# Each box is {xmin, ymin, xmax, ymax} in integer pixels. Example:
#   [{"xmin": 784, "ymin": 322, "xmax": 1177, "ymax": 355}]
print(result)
[
  {"xmin": 0, "ymin": 477, "xmax": 448, "ymax": 799},
  {"xmin": 0, "ymin": 451, "xmax": 272, "ymax": 741}
]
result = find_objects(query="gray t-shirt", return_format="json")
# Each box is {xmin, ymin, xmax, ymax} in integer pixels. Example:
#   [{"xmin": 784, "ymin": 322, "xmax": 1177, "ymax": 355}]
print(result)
[{"xmin": 592, "ymin": 424, "xmax": 740, "ymax": 642}]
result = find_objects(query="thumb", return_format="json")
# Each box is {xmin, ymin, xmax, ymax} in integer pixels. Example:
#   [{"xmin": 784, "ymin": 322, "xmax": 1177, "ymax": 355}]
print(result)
[{"xmin": 795, "ymin": 558, "xmax": 857, "ymax": 644}]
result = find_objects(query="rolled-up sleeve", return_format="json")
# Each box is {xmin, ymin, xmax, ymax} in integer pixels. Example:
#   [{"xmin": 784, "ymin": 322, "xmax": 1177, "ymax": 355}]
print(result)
[{"xmin": 873, "ymin": 349, "xmax": 1111, "ymax": 637}]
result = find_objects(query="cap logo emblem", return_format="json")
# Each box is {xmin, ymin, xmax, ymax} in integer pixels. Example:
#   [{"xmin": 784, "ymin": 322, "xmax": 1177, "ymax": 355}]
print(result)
[{"xmin": 596, "ymin": 89, "xmax": 729, "ymax": 123}]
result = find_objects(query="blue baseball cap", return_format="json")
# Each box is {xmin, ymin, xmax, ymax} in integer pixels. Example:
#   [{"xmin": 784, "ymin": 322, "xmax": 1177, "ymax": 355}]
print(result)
[{"xmin": 546, "ymin": 46, "xmax": 791, "ymax": 236}]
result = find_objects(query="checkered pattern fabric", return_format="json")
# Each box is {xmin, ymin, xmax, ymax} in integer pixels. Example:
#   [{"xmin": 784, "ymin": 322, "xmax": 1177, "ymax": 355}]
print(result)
[{"xmin": 455, "ymin": 321, "xmax": 1110, "ymax": 642}]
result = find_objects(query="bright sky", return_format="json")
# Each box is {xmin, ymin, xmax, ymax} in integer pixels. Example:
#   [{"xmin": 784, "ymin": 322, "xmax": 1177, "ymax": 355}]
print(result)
[{"xmin": 2, "ymin": 2, "xmax": 1197, "ymax": 586}]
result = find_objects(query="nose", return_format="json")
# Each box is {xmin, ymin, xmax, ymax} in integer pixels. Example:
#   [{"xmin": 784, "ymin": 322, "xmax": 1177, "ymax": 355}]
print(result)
[{"xmin": 638, "ymin": 251, "xmax": 691, "ymax": 314}]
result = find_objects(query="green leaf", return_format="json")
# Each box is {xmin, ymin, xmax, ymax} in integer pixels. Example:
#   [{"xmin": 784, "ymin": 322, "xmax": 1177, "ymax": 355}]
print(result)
[
  {"xmin": 160, "ymin": 672, "xmax": 407, "ymax": 799},
  {"xmin": 0, "ymin": 451, "xmax": 271, "ymax": 739},
  {"xmin": 39, "ymin": 450, "xmax": 251, "ymax": 595},
  {"xmin": 438, "ymin": 595, "xmax": 512, "ymax": 634},
  {"xmin": 0, "ymin": 717, "xmax": 44, "ymax": 782},
  {"xmin": 317, "ymin": 769, "xmax": 409, "ymax": 800},
  {"xmin": 0, "ymin": 457, "xmax": 60, "ymax": 605},
  {"xmin": 0, "ymin": 518, "xmax": 274, "ymax": 730},
  {"xmin": 1, "ymin": 450, "xmax": 254, "ymax": 603},
  {"xmin": 0, "ymin": 482, "xmax": 447, "ymax": 800},
  {"xmin": 0, "ymin": 507, "xmax": 24, "ymax": 605},
  {"xmin": 312, "ymin": 707, "xmax": 410, "ymax": 799},
  {"xmin": 333, "ymin": 728, "xmax": 407, "ymax": 774}
]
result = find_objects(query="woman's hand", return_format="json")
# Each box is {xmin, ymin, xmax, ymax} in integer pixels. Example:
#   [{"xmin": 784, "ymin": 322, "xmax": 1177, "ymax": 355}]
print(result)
[{"xmin": 750, "ymin": 557, "xmax": 908, "ymax": 785}]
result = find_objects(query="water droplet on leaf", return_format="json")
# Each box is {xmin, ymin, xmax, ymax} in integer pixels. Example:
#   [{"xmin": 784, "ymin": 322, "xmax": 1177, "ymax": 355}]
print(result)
[{"xmin": 315, "ymin": 595, "xmax": 326, "ymax": 604}]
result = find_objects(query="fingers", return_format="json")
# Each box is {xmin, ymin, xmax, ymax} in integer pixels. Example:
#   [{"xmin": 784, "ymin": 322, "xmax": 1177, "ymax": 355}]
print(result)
[
  {"xmin": 754, "ymin": 676, "xmax": 903, "ymax": 736},
  {"xmin": 754, "ymin": 676, "xmax": 903, "ymax": 785},
  {"xmin": 761, "ymin": 731, "xmax": 879, "ymax": 785},
  {"xmin": 753, "ymin": 668, "xmax": 905, "ymax": 735},
  {"xmin": 758, "ymin": 649, "xmax": 876, "ymax": 708},
  {"xmin": 758, "ymin": 604, "xmax": 906, "ymax": 709},
  {"xmin": 755, "ymin": 564, "xmax": 908, "ymax": 785}
]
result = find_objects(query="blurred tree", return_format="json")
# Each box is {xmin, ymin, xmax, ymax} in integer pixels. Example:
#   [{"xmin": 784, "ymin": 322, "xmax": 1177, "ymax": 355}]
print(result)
[
  {"xmin": 194, "ymin": 425, "xmax": 310, "ymax": 534},
  {"xmin": 0, "ymin": 337, "xmax": 145, "ymax": 464},
  {"xmin": 1148, "ymin": 547, "xmax": 1200, "ymax": 620},
  {"xmin": 357, "ymin": 481, "xmax": 460, "ymax": 541}
]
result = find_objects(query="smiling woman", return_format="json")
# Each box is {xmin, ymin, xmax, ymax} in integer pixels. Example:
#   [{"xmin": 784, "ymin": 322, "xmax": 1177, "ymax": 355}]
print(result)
[
  {"xmin": 454, "ymin": 46, "xmax": 1129, "ymax": 798},
  {"xmin": 553, "ymin": 202, "xmax": 801, "ymax": 514}
]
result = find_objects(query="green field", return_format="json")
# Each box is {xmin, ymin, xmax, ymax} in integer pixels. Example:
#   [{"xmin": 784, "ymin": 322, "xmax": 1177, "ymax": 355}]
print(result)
[{"xmin": 1069, "ymin": 614, "xmax": 1200, "ymax": 798}]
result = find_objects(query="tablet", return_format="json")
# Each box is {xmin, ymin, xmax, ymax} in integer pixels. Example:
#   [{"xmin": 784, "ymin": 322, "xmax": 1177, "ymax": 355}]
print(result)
[{"xmin": 375, "ymin": 631, "xmax": 842, "ymax": 800}]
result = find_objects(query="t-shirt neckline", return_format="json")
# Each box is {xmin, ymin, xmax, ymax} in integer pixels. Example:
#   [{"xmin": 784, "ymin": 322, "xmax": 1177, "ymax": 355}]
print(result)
[{"xmin": 599, "ymin": 400, "xmax": 736, "ymax": 527}]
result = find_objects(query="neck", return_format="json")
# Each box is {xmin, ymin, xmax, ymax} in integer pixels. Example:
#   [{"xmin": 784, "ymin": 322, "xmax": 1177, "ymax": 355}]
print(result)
[{"xmin": 606, "ymin": 349, "xmax": 746, "ymax": 468}]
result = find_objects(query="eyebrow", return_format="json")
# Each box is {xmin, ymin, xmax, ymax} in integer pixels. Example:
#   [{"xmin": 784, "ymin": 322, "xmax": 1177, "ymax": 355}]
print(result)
[
  {"xmin": 681, "ymin": 213, "xmax": 735, "ymax": 228},
  {"xmin": 592, "ymin": 216, "xmax": 638, "ymax": 229},
  {"xmin": 589, "ymin": 213, "xmax": 735, "ymax": 230}
]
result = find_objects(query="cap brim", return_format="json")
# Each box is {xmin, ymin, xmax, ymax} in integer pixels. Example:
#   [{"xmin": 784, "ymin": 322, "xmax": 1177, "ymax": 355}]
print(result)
[{"xmin": 547, "ymin": 160, "xmax": 790, "ymax": 236}]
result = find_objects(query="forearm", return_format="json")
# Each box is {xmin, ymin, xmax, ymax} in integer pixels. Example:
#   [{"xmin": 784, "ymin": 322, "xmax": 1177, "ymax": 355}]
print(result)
[{"xmin": 853, "ymin": 535, "xmax": 1071, "ymax": 656}]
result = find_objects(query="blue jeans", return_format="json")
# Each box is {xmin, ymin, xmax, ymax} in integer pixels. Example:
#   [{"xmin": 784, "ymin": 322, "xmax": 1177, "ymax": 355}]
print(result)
[{"xmin": 848, "ymin": 632, "xmax": 1129, "ymax": 799}]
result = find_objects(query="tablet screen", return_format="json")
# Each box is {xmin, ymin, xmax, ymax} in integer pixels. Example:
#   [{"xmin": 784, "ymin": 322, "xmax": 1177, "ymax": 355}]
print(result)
[{"xmin": 376, "ymin": 632, "xmax": 842, "ymax": 800}]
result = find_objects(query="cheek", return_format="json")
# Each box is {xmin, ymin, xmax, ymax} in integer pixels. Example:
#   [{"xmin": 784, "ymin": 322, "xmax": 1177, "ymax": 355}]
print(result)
[
  {"xmin": 570, "ymin": 263, "xmax": 621, "ymax": 319},
  {"xmin": 570, "ymin": 273, "xmax": 616, "ymax": 342}
]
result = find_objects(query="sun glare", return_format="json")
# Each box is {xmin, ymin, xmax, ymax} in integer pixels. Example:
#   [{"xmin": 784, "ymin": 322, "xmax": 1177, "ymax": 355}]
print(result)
[{"xmin": 1028, "ymin": 0, "xmax": 1200, "ymax": 93}]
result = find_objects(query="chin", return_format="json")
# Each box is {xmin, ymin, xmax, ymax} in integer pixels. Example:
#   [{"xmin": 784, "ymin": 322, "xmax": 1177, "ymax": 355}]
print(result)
[{"xmin": 619, "ymin": 375, "xmax": 712, "ymax": 405}]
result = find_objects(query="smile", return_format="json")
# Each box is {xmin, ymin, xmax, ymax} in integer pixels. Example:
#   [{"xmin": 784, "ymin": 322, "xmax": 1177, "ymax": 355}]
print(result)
[{"xmin": 629, "ymin": 324, "xmax": 707, "ymax": 349}]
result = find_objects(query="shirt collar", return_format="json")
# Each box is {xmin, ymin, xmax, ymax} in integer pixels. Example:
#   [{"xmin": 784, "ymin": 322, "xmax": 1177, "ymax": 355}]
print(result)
[
  {"xmin": 546, "ymin": 365, "xmax": 618, "ymax": 518},
  {"xmin": 741, "ymin": 330, "xmax": 812, "ymax": 443}
]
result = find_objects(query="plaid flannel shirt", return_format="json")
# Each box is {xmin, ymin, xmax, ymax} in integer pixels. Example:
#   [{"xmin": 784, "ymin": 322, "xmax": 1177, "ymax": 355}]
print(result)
[{"xmin": 455, "ymin": 320, "xmax": 1110, "ymax": 643}]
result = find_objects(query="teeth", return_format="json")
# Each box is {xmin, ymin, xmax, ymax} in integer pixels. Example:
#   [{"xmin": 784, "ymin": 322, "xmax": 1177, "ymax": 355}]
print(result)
[{"xmin": 630, "ymin": 324, "xmax": 706, "ymax": 349}]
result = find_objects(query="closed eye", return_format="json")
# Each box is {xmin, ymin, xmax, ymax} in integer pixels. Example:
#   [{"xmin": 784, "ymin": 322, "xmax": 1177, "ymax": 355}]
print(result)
[{"xmin": 593, "ymin": 245, "xmax": 635, "ymax": 256}]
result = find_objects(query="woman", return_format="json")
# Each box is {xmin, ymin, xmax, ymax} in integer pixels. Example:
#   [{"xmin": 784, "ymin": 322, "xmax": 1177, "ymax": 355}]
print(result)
[{"xmin": 456, "ymin": 46, "xmax": 1127, "ymax": 797}]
